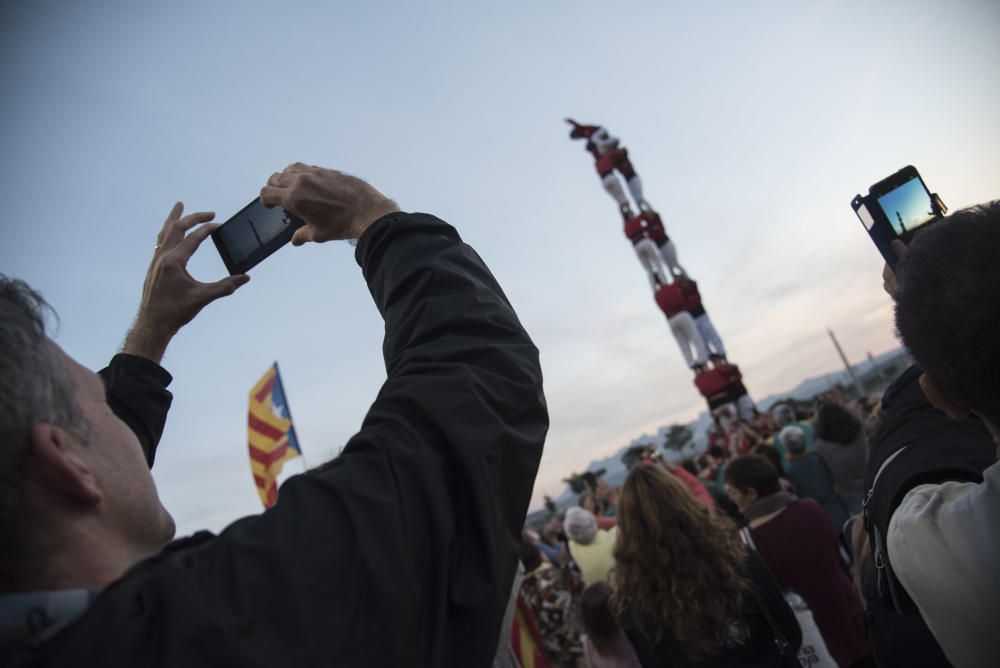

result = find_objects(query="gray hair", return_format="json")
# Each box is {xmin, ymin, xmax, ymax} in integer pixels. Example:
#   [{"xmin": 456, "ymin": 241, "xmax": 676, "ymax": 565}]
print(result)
[
  {"xmin": 563, "ymin": 506, "xmax": 598, "ymax": 545},
  {"xmin": 772, "ymin": 404, "xmax": 796, "ymax": 427},
  {"xmin": 779, "ymin": 425, "xmax": 806, "ymax": 455},
  {"xmin": 0, "ymin": 276, "xmax": 86, "ymax": 541}
]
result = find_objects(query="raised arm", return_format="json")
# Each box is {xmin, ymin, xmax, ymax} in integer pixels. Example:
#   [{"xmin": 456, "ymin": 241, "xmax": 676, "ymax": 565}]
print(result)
[
  {"xmin": 100, "ymin": 203, "xmax": 250, "ymax": 466},
  {"xmin": 81, "ymin": 166, "xmax": 547, "ymax": 666}
]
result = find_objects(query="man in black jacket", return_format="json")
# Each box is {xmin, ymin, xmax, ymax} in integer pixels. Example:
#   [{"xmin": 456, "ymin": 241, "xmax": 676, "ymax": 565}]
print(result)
[{"xmin": 0, "ymin": 164, "xmax": 548, "ymax": 666}]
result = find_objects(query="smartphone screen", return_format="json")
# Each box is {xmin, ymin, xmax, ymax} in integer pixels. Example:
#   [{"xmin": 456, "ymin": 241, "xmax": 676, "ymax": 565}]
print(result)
[
  {"xmin": 212, "ymin": 198, "xmax": 305, "ymax": 274},
  {"xmin": 876, "ymin": 176, "xmax": 936, "ymax": 236},
  {"xmin": 853, "ymin": 166, "xmax": 943, "ymax": 270}
]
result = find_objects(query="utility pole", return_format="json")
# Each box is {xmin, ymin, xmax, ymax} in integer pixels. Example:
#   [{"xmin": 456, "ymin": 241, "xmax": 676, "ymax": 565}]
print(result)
[{"xmin": 828, "ymin": 328, "xmax": 863, "ymax": 396}]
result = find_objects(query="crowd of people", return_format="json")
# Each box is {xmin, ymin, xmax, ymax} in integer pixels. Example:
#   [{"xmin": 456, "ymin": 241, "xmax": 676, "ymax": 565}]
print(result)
[
  {"xmin": 512, "ymin": 201, "xmax": 999, "ymax": 668},
  {"xmin": 0, "ymin": 161, "xmax": 996, "ymax": 668},
  {"xmin": 521, "ymin": 395, "xmax": 876, "ymax": 667}
]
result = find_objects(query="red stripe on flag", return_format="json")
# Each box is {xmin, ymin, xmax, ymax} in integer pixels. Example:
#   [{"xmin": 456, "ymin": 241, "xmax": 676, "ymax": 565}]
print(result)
[
  {"xmin": 254, "ymin": 374, "xmax": 276, "ymax": 402},
  {"xmin": 249, "ymin": 441, "xmax": 291, "ymax": 467},
  {"xmin": 252, "ymin": 474, "xmax": 279, "ymax": 508},
  {"xmin": 514, "ymin": 596, "xmax": 551, "ymax": 668},
  {"xmin": 248, "ymin": 413, "xmax": 285, "ymax": 441}
]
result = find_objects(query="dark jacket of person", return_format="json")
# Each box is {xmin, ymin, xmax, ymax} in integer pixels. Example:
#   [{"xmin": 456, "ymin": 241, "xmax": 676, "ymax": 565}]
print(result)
[
  {"xmin": 785, "ymin": 452, "xmax": 849, "ymax": 531},
  {"xmin": 622, "ymin": 550, "xmax": 801, "ymax": 668},
  {"xmin": 10, "ymin": 213, "xmax": 548, "ymax": 667},
  {"xmin": 862, "ymin": 364, "xmax": 995, "ymax": 668},
  {"xmin": 814, "ymin": 433, "xmax": 867, "ymax": 516}
]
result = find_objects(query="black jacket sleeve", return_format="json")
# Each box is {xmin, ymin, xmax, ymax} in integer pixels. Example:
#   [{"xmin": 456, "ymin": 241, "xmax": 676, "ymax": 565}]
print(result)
[
  {"xmin": 43, "ymin": 213, "xmax": 548, "ymax": 668},
  {"xmin": 98, "ymin": 353, "xmax": 173, "ymax": 467}
]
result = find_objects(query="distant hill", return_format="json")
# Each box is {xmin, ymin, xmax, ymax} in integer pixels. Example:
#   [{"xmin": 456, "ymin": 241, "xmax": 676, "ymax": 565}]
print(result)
[{"xmin": 532, "ymin": 346, "xmax": 910, "ymax": 518}]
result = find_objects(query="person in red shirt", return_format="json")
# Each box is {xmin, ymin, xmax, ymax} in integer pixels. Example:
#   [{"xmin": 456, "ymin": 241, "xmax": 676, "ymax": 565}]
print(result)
[
  {"xmin": 694, "ymin": 361, "xmax": 757, "ymax": 423},
  {"xmin": 715, "ymin": 360, "xmax": 756, "ymax": 422},
  {"xmin": 677, "ymin": 277, "xmax": 726, "ymax": 360},
  {"xmin": 624, "ymin": 210, "xmax": 686, "ymax": 282},
  {"xmin": 654, "ymin": 281, "xmax": 708, "ymax": 369},
  {"xmin": 633, "ymin": 241, "xmax": 669, "ymax": 289},
  {"xmin": 567, "ymin": 118, "xmax": 651, "ymax": 219}
]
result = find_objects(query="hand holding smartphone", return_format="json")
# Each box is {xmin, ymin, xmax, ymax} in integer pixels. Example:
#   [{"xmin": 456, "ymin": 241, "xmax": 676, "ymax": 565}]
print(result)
[
  {"xmin": 851, "ymin": 165, "xmax": 947, "ymax": 270},
  {"xmin": 211, "ymin": 198, "xmax": 305, "ymax": 275}
]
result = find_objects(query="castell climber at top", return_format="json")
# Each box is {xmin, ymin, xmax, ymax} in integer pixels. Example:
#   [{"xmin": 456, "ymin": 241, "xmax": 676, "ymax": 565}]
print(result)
[{"xmin": 565, "ymin": 118, "xmax": 756, "ymax": 424}]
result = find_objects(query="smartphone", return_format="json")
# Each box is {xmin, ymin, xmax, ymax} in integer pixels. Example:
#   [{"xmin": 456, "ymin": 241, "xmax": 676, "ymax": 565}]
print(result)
[
  {"xmin": 211, "ymin": 198, "xmax": 306, "ymax": 275},
  {"xmin": 851, "ymin": 165, "xmax": 946, "ymax": 269}
]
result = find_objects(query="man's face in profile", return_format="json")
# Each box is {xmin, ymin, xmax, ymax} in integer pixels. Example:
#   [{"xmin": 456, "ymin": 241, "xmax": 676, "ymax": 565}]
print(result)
[{"xmin": 54, "ymin": 342, "xmax": 176, "ymax": 551}]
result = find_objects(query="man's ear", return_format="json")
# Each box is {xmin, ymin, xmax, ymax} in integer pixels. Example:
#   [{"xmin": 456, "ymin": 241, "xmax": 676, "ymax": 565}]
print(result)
[
  {"xmin": 919, "ymin": 373, "xmax": 970, "ymax": 419},
  {"xmin": 28, "ymin": 423, "xmax": 103, "ymax": 506}
]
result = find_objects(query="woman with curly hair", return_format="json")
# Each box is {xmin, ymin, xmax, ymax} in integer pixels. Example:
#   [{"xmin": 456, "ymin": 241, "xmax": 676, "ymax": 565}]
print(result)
[{"xmin": 613, "ymin": 464, "xmax": 800, "ymax": 666}]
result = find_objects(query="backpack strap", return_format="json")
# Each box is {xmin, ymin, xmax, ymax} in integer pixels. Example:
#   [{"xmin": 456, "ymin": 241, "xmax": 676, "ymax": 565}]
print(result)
[
  {"xmin": 863, "ymin": 447, "xmax": 910, "ymax": 612},
  {"xmin": 742, "ymin": 549, "xmax": 800, "ymax": 667}
]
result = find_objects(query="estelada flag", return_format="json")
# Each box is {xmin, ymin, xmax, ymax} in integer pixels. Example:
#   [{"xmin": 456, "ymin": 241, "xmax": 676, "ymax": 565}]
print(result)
[
  {"xmin": 511, "ymin": 595, "xmax": 552, "ymax": 668},
  {"xmin": 248, "ymin": 363, "xmax": 301, "ymax": 508}
]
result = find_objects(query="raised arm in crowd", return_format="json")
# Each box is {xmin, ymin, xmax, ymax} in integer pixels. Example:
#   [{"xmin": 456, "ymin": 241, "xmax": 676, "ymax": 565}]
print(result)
[{"xmin": 0, "ymin": 165, "xmax": 548, "ymax": 667}]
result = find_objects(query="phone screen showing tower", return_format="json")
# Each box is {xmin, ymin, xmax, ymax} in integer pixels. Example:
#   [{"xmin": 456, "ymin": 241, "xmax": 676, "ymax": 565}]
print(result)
[{"xmin": 877, "ymin": 177, "xmax": 935, "ymax": 236}]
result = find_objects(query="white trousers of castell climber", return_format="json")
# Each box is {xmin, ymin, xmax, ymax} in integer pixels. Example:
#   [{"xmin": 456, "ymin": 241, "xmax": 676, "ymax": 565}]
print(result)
[
  {"xmin": 634, "ymin": 238, "xmax": 670, "ymax": 288},
  {"xmin": 601, "ymin": 173, "xmax": 629, "ymax": 208},
  {"xmin": 695, "ymin": 313, "xmax": 726, "ymax": 358},
  {"xmin": 658, "ymin": 239, "xmax": 686, "ymax": 277},
  {"xmin": 668, "ymin": 311, "xmax": 709, "ymax": 367},
  {"xmin": 626, "ymin": 175, "xmax": 648, "ymax": 210},
  {"xmin": 736, "ymin": 392, "xmax": 755, "ymax": 423}
]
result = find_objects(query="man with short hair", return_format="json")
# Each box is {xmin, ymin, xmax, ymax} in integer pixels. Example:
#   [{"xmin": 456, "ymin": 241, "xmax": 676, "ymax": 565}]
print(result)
[
  {"xmin": 0, "ymin": 164, "xmax": 548, "ymax": 667},
  {"xmin": 882, "ymin": 201, "xmax": 1000, "ymax": 668}
]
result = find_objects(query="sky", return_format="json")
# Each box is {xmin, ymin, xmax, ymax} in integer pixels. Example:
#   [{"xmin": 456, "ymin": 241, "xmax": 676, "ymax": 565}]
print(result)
[{"xmin": 2, "ymin": 0, "xmax": 999, "ymax": 536}]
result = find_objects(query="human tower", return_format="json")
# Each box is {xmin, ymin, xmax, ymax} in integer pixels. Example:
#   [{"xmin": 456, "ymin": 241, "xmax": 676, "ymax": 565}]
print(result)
[{"xmin": 566, "ymin": 119, "xmax": 756, "ymax": 422}]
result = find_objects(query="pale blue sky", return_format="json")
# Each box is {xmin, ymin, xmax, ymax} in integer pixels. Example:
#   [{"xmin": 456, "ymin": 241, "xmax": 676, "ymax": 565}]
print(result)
[{"xmin": 2, "ymin": 0, "xmax": 999, "ymax": 535}]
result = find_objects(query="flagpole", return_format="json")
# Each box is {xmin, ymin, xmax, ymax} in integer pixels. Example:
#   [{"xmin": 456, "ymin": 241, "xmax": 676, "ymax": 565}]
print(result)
[{"xmin": 273, "ymin": 361, "xmax": 309, "ymax": 471}]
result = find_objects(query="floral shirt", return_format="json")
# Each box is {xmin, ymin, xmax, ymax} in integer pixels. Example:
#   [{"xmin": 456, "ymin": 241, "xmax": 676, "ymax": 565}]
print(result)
[{"xmin": 519, "ymin": 563, "xmax": 585, "ymax": 666}]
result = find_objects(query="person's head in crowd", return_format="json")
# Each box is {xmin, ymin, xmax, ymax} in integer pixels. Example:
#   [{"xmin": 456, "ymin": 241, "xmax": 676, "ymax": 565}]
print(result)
[
  {"xmin": 0, "ymin": 278, "xmax": 175, "ymax": 591},
  {"xmin": 779, "ymin": 425, "xmax": 806, "ymax": 455},
  {"xmin": 772, "ymin": 404, "xmax": 796, "ymax": 427},
  {"xmin": 518, "ymin": 531, "xmax": 544, "ymax": 572},
  {"xmin": 580, "ymin": 581, "xmax": 622, "ymax": 658},
  {"xmin": 753, "ymin": 443, "xmax": 786, "ymax": 475},
  {"xmin": 594, "ymin": 478, "xmax": 618, "ymax": 512},
  {"xmin": 724, "ymin": 455, "xmax": 781, "ymax": 514},
  {"xmin": 893, "ymin": 201, "xmax": 1000, "ymax": 438},
  {"xmin": 541, "ymin": 515, "xmax": 562, "ymax": 545},
  {"xmin": 613, "ymin": 463, "xmax": 748, "ymax": 661},
  {"xmin": 580, "ymin": 491, "xmax": 600, "ymax": 515},
  {"xmin": 564, "ymin": 506, "xmax": 599, "ymax": 545},
  {"xmin": 814, "ymin": 402, "xmax": 863, "ymax": 445}
]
